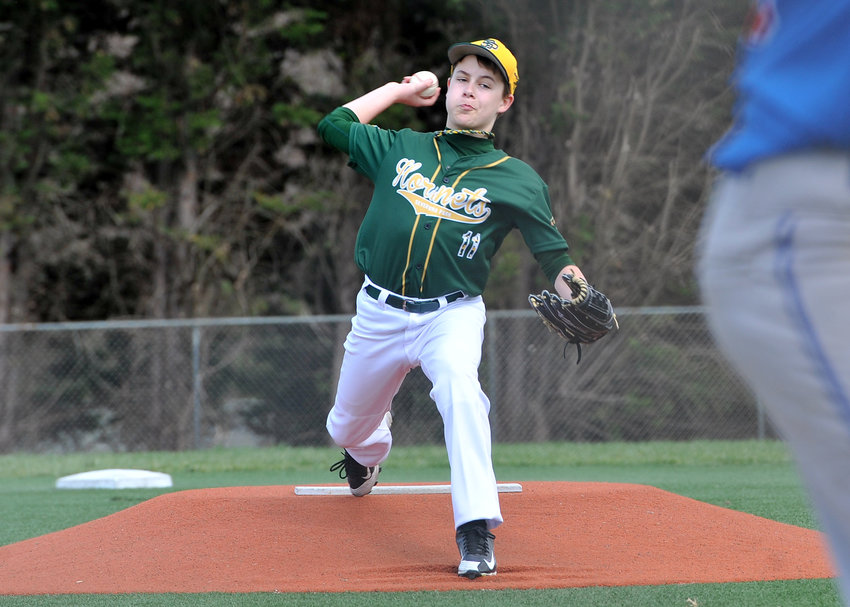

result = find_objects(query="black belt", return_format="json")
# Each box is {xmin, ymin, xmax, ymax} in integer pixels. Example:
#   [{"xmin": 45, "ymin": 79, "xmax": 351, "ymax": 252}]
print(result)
[{"xmin": 365, "ymin": 284, "xmax": 465, "ymax": 314}]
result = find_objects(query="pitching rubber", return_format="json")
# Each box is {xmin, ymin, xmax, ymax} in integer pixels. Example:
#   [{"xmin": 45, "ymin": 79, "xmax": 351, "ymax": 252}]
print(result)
[{"xmin": 294, "ymin": 483, "xmax": 523, "ymax": 496}]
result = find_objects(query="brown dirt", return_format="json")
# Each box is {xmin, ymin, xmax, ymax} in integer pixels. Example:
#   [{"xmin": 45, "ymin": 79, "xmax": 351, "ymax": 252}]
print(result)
[{"xmin": 0, "ymin": 482, "xmax": 835, "ymax": 595}]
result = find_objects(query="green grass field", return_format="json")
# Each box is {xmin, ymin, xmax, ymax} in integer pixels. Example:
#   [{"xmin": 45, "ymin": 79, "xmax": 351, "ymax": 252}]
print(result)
[{"xmin": 0, "ymin": 441, "xmax": 842, "ymax": 606}]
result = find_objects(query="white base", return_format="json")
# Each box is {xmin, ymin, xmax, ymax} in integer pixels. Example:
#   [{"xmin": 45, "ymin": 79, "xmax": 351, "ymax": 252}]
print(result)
[
  {"xmin": 56, "ymin": 469, "xmax": 173, "ymax": 490},
  {"xmin": 294, "ymin": 482, "xmax": 522, "ymax": 496}
]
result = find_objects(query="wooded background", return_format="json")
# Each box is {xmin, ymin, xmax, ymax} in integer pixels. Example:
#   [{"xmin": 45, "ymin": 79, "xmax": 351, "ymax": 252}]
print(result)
[{"xmin": 0, "ymin": 0, "xmax": 747, "ymax": 324}]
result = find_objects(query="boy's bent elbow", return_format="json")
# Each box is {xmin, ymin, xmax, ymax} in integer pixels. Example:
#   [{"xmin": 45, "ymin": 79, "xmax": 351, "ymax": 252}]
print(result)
[
  {"xmin": 317, "ymin": 108, "xmax": 355, "ymax": 153},
  {"xmin": 317, "ymin": 114, "xmax": 333, "ymax": 143}
]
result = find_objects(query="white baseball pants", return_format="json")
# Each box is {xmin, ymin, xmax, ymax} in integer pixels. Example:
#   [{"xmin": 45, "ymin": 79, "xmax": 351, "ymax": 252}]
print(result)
[
  {"xmin": 698, "ymin": 151, "xmax": 850, "ymax": 604},
  {"xmin": 326, "ymin": 282, "xmax": 503, "ymax": 531}
]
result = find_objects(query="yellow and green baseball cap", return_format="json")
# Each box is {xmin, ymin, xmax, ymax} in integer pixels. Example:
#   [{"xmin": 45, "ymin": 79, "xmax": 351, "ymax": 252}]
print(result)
[{"xmin": 448, "ymin": 38, "xmax": 519, "ymax": 95}]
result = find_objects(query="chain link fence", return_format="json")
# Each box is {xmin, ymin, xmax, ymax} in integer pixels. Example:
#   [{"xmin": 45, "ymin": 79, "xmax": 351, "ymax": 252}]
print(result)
[{"xmin": 0, "ymin": 308, "xmax": 771, "ymax": 454}]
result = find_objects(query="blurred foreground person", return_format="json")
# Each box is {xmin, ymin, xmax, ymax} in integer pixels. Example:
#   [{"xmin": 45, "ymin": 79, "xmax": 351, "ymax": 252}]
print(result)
[{"xmin": 698, "ymin": 2, "xmax": 850, "ymax": 604}]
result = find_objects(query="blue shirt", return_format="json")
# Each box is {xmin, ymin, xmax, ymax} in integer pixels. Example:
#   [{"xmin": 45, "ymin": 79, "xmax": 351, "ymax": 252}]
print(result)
[{"xmin": 709, "ymin": 0, "xmax": 850, "ymax": 171}]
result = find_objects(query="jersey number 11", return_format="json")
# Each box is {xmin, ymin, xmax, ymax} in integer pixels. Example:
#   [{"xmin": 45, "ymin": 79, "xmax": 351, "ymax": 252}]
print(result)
[{"xmin": 458, "ymin": 231, "xmax": 481, "ymax": 259}]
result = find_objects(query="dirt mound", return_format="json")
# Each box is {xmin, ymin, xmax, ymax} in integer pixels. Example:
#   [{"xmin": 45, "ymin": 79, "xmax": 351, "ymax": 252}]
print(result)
[{"xmin": 0, "ymin": 482, "xmax": 834, "ymax": 594}]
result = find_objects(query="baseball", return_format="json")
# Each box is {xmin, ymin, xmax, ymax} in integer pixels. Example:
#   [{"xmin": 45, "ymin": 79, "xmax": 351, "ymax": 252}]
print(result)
[{"xmin": 411, "ymin": 70, "xmax": 439, "ymax": 99}]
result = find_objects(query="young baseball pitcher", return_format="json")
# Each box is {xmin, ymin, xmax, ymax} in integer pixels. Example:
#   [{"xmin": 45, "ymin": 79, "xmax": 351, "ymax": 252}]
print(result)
[{"xmin": 318, "ymin": 38, "xmax": 587, "ymax": 578}]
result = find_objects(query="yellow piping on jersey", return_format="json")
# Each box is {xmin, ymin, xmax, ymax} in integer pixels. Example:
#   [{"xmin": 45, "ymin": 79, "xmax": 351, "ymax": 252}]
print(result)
[
  {"xmin": 414, "ymin": 143, "xmax": 511, "ymax": 294},
  {"xmin": 401, "ymin": 159, "xmax": 443, "ymax": 296},
  {"xmin": 419, "ymin": 216, "xmax": 444, "ymax": 292},
  {"xmin": 402, "ymin": 215, "xmax": 421, "ymax": 295}
]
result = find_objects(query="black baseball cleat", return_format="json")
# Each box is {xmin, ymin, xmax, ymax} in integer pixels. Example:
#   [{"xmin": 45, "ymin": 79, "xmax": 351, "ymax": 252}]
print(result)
[
  {"xmin": 329, "ymin": 450, "xmax": 380, "ymax": 497},
  {"xmin": 456, "ymin": 519, "xmax": 497, "ymax": 578}
]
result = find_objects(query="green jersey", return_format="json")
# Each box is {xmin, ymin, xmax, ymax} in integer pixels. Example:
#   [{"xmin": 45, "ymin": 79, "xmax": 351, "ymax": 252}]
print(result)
[{"xmin": 338, "ymin": 114, "xmax": 571, "ymax": 298}]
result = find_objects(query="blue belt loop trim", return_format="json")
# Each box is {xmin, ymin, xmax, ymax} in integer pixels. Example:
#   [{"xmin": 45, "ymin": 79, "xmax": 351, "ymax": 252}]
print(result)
[{"xmin": 364, "ymin": 284, "xmax": 464, "ymax": 314}]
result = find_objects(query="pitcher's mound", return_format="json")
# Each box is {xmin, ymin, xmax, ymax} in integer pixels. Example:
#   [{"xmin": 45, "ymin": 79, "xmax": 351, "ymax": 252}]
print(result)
[{"xmin": 0, "ymin": 482, "xmax": 834, "ymax": 594}]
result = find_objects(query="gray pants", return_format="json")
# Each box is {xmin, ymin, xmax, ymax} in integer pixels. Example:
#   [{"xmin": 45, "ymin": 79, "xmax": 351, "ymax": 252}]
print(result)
[{"xmin": 698, "ymin": 151, "xmax": 850, "ymax": 604}]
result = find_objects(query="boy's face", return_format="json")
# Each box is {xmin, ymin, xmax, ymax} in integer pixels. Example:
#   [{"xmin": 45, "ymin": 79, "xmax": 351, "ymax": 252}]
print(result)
[{"xmin": 445, "ymin": 55, "xmax": 514, "ymax": 132}]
